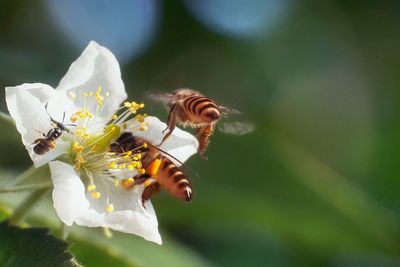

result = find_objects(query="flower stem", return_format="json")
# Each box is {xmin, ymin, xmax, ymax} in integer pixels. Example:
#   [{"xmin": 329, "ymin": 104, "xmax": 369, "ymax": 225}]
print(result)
[
  {"xmin": 10, "ymin": 165, "xmax": 36, "ymax": 186},
  {"xmin": 0, "ymin": 111, "xmax": 15, "ymax": 125},
  {"xmin": 9, "ymin": 188, "xmax": 49, "ymax": 225},
  {"xmin": 60, "ymin": 222, "xmax": 70, "ymax": 240},
  {"xmin": 0, "ymin": 182, "xmax": 52, "ymax": 193}
]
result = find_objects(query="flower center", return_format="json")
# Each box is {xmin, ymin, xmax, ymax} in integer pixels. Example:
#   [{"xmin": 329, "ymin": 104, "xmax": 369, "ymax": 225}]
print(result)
[{"xmin": 64, "ymin": 87, "xmax": 149, "ymax": 212}]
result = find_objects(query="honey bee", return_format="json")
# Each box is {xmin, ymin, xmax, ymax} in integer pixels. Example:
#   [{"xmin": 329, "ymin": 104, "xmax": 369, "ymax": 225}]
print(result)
[
  {"xmin": 149, "ymin": 88, "xmax": 254, "ymax": 159},
  {"xmin": 109, "ymin": 132, "xmax": 193, "ymax": 205},
  {"xmin": 32, "ymin": 111, "xmax": 70, "ymax": 155}
]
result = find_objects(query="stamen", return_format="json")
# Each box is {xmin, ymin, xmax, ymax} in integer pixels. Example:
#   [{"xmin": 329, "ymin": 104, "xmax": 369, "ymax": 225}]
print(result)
[
  {"xmin": 121, "ymin": 178, "xmax": 135, "ymax": 189},
  {"xmin": 91, "ymin": 191, "xmax": 101, "ymax": 199},
  {"xmin": 87, "ymin": 184, "xmax": 96, "ymax": 191},
  {"xmin": 106, "ymin": 204, "xmax": 114, "ymax": 213}
]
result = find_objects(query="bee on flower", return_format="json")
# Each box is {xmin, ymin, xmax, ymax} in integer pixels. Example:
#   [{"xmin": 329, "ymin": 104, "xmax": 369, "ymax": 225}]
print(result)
[{"xmin": 5, "ymin": 41, "xmax": 198, "ymax": 244}]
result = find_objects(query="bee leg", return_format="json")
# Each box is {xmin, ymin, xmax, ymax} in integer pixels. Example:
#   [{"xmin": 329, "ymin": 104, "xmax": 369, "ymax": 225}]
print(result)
[
  {"xmin": 49, "ymin": 141, "xmax": 56, "ymax": 149},
  {"xmin": 32, "ymin": 138, "xmax": 44, "ymax": 145},
  {"xmin": 160, "ymin": 105, "xmax": 177, "ymax": 145},
  {"xmin": 196, "ymin": 124, "xmax": 215, "ymax": 160},
  {"xmin": 141, "ymin": 179, "xmax": 160, "ymax": 208}
]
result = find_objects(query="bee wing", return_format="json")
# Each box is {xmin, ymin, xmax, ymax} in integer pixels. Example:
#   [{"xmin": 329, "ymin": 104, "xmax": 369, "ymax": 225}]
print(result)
[
  {"xmin": 218, "ymin": 106, "xmax": 254, "ymax": 135},
  {"xmin": 219, "ymin": 106, "xmax": 242, "ymax": 117},
  {"xmin": 148, "ymin": 93, "xmax": 176, "ymax": 106}
]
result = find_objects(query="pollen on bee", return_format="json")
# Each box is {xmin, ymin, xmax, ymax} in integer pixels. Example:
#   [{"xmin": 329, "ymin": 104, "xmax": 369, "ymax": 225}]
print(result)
[
  {"xmin": 91, "ymin": 191, "xmax": 101, "ymax": 199},
  {"xmin": 87, "ymin": 184, "xmax": 96, "ymax": 191},
  {"xmin": 106, "ymin": 204, "xmax": 114, "ymax": 213},
  {"xmin": 147, "ymin": 159, "xmax": 161, "ymax": 176}
]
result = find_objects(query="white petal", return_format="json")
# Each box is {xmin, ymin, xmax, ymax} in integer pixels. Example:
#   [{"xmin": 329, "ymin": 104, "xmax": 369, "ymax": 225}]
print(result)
[
  {"xmin": 131, "ymin": 116, "xmax": 199, "ymax": 164},
  {"xmin": 49, "ymin": 161, "xmax": 161, "ymax": 244},
  {"xmin": 5, "ymin": 85, "xmax": 69, "ymax": 167},
  {"xmin": 55, "ymin": 41, "xmax": 127, "ymax": 120},
  {"xmin": 50, "ymin": 161, "xmax": 98, "ymax": 226},
  {"xmin": 105, "ymin": 184, "xmax": 162, "ymax": 244}
]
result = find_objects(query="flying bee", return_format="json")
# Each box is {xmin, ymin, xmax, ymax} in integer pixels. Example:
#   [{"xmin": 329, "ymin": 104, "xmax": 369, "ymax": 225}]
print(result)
[
  {"xmin": 149, "ymin": 88, "xmax": 254, "ymax": 159},
  {"xmin": 109, "ymin": 132, "xmax": 193, "ymax": 206},
  {"xmin": 32, "ymin": 108, "xmax": 71, "ymax": 155}
]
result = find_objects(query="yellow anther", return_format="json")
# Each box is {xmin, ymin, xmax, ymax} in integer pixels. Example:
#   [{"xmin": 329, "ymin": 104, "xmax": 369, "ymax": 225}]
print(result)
[
  {"xmin": 76, "ymin": 154, "xmax": 85, "ymax": 163},
  {"xmin": 123, "ymin": 151, "xmax": 132, "ymax": 158},
  {"xmin": 91, "ymin": 191, "xmax": 101, "ymax": 199},
  {"xmin": 73, "ymin": 144, "xmax": 84, "ymax": 153},
  {"xmin": 97, "ymin": 86, "xmax": 102, "ymax": 92},
  {"xmin": 87, "ymin": 184, "xmax": 96, "ymax": 191},
  {"xmin": 143, "ymin": 179, "xmax": 153, "ymax": 187},
  {"xmin": 143, "ymin": 143, "xmax": 148, "ymax": 149},
  {"xmin": 84, "ymin": 133, "xmax": 90, "ymax": 139},
  {"xmin": 124, "ymin": 102, "xmax": 131, "ymax": 108},
  {"xmin": 111, "ymin": 127, "xmax": 116, "ymax": 132},
  {"xmin": 139, "ymin": 124, "xmax": 148, "ymax": 131},
  {"xmin": 106, "ymin": 204, "xmax": 114, "ymax": 213},
  {"xmin": 122, "ymin": 122, "xmax": 127, "ymax": 129},
  {"xmin": 118, "ymin": 164, "xmax": 126, "ymax": 169},
  {"xmin": 128, "ymin": 164, "xmax": 134, "ymax": 170},
  {"xmin": 112, "ymin": 114, "xmax": 118, "ymax": 120},
  {"xmin": 70, "ymin": 114, "xmax": 78, "ymax": 123},
  {"xmin": 106, "ymin": 92, "xmax": 110, "ymax": 97},
  {"xmin": 84, "ymin": 92, "xmax": 88, "ymax": 97},
  {"xmin": 139, "ymin": 168, "xmax": 146, "ymax": 175},
  {"xmin": 114, "ymin": 180, "xmax": 119, "ymax": 187},
  {"xmin": 68, "ymin": 91, "xmax": 77, "ymax": 100},
  {"xmin": 109, "ymin": 161, "xmax": 118, "ymax": 169},
  {"xmin": 89, "ymin": 92, "xmax": 94, "ymax": 97},
  {"xmin": 121, "ymin": 178, "xmax": 135, "ymax": 189},
  {"xmin": 135, "ymin": 114, "xmax": 145, "ymax": 123},
  {"xmin": 74, "ymin": 162, "xmax": 81, "ymax": 171},
  {"xmin": 75, "ymin": 129, "xmax": 84, "ymax": 137}
]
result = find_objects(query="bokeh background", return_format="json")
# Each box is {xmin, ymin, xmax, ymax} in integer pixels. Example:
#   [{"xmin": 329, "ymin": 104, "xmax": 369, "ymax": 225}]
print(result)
[{"xmin": 1, "ymin": 0, "xmax": 400, "ymax": 266}]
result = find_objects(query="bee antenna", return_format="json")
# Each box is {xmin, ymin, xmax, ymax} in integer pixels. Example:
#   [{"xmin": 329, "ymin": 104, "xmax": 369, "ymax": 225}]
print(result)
[{"xmin": 147, "ymin": 142, "xmax": 200, "ymax": 178}]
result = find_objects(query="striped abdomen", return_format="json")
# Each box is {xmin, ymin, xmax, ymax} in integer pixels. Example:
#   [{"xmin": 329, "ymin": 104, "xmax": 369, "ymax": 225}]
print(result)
[
  {"xmin": 153, "ymin": 157, "xmax": 192, "ymax": 202},
  {"xmin": 183, "ymin": 96, "xmax": 221, "ymax": 123}
]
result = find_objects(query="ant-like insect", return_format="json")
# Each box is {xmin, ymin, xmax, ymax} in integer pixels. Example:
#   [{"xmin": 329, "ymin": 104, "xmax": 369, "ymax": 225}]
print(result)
[{"xmin": 32, "ymin": 105, "xmax": 74, "ymax": 155}]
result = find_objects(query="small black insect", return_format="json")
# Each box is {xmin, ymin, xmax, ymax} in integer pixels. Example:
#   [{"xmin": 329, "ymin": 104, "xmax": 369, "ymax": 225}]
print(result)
[{"xmin": 32, "ymin": 105, "xmax": 71, "ymax": 155}]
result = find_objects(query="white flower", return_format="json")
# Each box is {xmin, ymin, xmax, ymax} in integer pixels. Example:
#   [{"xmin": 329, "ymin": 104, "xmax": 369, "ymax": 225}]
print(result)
[{"xmin": 5, "ymin": 41, "xmax": 198, "ymax": 245}]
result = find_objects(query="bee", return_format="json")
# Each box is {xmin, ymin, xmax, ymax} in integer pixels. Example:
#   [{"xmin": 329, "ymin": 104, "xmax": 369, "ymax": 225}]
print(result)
[
  {"xmin": 149, "ymin": 88, "xmax": 254, "ymax": 159},
  {"xmin": 109, "ymin": 132, "xmax": 193, "ymax": 205},
  {"xmin": 32, "ymin": 109, "xmax": 70, "ymax": 155}
]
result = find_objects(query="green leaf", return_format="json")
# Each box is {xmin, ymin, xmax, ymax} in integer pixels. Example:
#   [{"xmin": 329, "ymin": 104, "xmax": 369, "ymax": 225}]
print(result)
[{"xmin": 0, "ymin": 221, "xmax": 81, "ymax": 267}]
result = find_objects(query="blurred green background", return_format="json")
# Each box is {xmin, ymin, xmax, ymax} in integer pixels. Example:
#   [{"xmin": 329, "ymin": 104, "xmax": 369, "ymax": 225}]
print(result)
[{"xmin": 1, "ymin": 0, "xmax": 400, "ymax": 266}]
